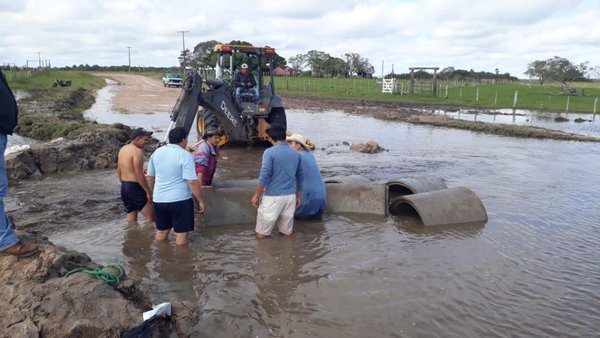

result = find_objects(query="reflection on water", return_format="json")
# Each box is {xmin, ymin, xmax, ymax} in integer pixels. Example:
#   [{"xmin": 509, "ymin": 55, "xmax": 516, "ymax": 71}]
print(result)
[
  {"xmin": 8, "ymin": 79, "xmax": 600, "ymax": 337},
  {"xmin": 435, "ymin": 108, "xmax": 600, "ymax": 137}
]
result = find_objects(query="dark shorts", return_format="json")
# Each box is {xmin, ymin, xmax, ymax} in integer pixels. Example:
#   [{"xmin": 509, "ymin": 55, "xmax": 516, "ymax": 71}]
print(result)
[
  {"xmin": 121, "ymin": 181, "xmax": 148, "ymax": 213},
  {"xmin": 153, "ymin": 198, "xmax": 194, "ymax": 233}
]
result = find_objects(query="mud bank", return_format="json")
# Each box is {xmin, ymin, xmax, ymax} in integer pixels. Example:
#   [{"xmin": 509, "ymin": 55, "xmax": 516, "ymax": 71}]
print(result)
[
  {"xmin": 283, "ymin": 96, "xmax": 600, "ymax": 142},
  {"xmin": 0, "ymin": 231, "xmax": 197, "ymax": 337}
]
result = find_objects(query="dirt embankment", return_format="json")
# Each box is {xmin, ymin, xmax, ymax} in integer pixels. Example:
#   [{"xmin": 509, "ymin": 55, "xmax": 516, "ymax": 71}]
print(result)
[{"xmin": 0, "ymin": 231, "xmax": 197, "ymax": 337}]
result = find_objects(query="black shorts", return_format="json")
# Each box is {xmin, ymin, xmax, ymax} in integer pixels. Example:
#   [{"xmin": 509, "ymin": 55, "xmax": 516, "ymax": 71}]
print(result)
[
  {"xmin": 154, "ymin": 198, "xmax": 195, "ymax": 233},
  {"xmin": 121, "ymin": 181, "xmax": 148, "ymax": 213}
]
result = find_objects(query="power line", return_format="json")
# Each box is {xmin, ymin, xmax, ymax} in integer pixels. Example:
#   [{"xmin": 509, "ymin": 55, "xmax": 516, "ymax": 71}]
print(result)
[{"xmin": 177, "ymin": 30, "xmax": 189, "ymax": 73}]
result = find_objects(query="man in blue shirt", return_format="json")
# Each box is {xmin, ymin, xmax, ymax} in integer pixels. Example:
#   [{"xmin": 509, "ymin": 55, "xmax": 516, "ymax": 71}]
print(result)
[
  {"xmin": 286, "ymin": 133, "xmax": 326, "ymax": 220},
  {"xmin": 251, "ymin": 125, "xmax": 303, "ymax": 239},
  {"xmin": 147, "ymin": 127, "xmax": 205, "ymax": 246}
]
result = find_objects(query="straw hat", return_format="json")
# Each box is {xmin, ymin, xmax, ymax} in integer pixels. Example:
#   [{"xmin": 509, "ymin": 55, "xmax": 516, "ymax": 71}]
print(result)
[{"xmin": 286, "ymin": 133, "xmax": 309, "ymax": 150}]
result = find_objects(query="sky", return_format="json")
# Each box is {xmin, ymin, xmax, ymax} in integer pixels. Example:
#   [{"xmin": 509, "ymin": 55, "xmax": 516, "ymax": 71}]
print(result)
[{"xmin": 1, "ymin": 0, "xmax": 599, "ymax": 78}]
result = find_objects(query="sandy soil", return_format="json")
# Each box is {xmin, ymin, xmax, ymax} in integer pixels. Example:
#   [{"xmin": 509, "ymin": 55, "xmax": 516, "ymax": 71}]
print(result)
[{"xmin": 94, "ymin": 73, "xmax": 181, "ymax": 113}]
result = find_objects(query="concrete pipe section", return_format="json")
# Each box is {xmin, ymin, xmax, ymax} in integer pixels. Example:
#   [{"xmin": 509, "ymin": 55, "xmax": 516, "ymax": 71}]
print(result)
[
  {"xmin": 200, "ymin": 176, "xmax": 487, "ymax": 227},
  {"xmin": 389, "ymin": 186, "xmax": 488, "ymax": 226}
]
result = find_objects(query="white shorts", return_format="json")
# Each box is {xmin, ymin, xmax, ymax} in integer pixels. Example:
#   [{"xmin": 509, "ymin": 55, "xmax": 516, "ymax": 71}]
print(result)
[{"xmin": 255, "ymin": 194, "xmax": 296, "ymax": 236}]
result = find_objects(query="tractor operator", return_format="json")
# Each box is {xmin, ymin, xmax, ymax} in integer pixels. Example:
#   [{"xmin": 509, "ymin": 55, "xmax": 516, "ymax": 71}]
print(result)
[{"xmin": 234, "ymin": 63, "xmax": 259, "ymax": 102}]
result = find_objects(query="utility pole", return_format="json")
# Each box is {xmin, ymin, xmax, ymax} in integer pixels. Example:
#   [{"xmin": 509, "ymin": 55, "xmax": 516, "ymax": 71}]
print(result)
[
  {"xmin": 37, "ymin": 52, "xmax": 41, "ymax": 69},
  {"xmin": 126, "ymin": 46, "xmax": 132, "ymax": 72},
  {"xmin": 177, "ymin": 30, "xmax": 189, "ymax": 75}
]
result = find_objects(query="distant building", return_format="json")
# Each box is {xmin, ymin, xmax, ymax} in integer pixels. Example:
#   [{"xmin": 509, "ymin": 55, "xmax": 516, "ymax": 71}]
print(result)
[{"xmin": 274, "ymin": 66, "xmax": 294, "ymax": 76}]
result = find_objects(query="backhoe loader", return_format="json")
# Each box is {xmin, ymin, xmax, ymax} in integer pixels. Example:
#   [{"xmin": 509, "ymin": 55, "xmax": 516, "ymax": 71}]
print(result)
[{"xmin": 165, "ymin": 44, "xmax": 286, "ymax": 145}]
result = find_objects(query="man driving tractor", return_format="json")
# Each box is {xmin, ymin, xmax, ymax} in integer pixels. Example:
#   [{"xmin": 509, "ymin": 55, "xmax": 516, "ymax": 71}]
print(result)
[{"xmin": 234, "ymin": 63, "xmax": 259, "ymax": 103}]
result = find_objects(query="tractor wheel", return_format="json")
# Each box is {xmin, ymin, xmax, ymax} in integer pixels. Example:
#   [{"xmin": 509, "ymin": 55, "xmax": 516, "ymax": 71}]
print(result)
[{"xmin": 267, "ymin": 107, "xmax": 287, "ymax": 130}]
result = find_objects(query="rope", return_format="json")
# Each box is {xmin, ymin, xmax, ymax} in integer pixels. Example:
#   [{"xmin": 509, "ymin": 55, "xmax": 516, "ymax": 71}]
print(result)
[{"xmin": 65, "ymin": 264, "xmax": 125, "ymax": 286}]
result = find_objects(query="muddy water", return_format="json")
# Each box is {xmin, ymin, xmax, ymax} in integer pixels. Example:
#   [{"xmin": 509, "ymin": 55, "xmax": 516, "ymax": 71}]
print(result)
[{"xmin": 6, "ymin": 88, "xmax": 600, "ymax": 337}]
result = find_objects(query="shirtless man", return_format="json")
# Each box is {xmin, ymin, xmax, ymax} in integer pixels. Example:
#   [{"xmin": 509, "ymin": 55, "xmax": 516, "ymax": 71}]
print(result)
[{"xmin": 117, "ymin": 128, "xmax": 154, "ymax": 223}]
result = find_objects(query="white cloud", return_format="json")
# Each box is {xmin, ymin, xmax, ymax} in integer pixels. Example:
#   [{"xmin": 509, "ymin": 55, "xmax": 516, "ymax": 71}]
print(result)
[{"xmin": 0, "ymin": 0, "xmax": 598, "ymax": 77}]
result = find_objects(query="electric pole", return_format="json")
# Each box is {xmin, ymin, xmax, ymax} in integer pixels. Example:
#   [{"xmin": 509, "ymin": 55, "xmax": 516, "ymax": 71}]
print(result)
[
  {"xmin": 37, "ymin": 52, "xmax": 41, "ymax": 69},
  {"xmin": 126, "ymin": 46, "xmax": 132, "ymax": 72},
  {"xmin": 177, "ymin": 30, "xmax": 189, "ymax": 75}
]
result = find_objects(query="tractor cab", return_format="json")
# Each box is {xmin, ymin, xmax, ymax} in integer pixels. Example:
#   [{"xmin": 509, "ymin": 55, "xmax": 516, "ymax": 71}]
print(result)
[{"xmin": 213, "ymin": 44, "xmax": 275, "ymax": 117}]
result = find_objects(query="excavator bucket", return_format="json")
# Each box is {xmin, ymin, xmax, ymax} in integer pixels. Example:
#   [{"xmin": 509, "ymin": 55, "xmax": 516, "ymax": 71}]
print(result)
[{"xmin": 166, "ymin": 71, "xmax": 203, "ymax": 140}]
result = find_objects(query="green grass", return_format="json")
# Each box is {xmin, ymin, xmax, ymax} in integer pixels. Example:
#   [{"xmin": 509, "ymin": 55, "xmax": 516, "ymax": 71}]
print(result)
[
  {"xmin": 4, "ymin": 70, "xmax": 130, "ymax": 141},
  {"xmin": 5, "ymin": 70, "xmax": 106, "ymax": 91},
  {"xmin": 273, "ymin": 77, "xmax": 600, "ymax": 113}
]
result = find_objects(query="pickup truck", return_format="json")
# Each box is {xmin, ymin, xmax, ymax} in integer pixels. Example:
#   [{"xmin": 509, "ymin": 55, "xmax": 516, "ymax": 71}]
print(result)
[{"xmin": 162, "ymin": 73, "xmax": 183, "ymax": 87}]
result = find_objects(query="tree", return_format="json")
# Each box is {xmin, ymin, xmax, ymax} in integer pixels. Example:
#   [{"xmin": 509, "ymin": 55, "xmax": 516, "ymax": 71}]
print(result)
[
  {"xmin": 343, "ymin": 53, "xmax": 374, "ymax": 77},
  {"xmin": 323, "ymin": 57, "xmax": 349, "ymax": 77},
  {"xmin": 288, "ymin": 54, "xmax": 308, "ymax": 74},
  {"xmin": 306, "ymin": 50, "xmax": 331, "ymax": 76},
  {"xmin": 190, "ymin": 40, "xmax": 220, "ymax": 70},
  {"xmin": 439, "ymin": 66, "xmax": 455, "ymax": 80},
  {"xmin": 525, "ymin": 56, "xmax": 588, "ymax": 86}
]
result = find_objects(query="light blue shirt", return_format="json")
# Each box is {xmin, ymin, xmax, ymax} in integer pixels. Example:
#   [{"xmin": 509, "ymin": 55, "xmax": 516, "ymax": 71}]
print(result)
[
  {"xmin": 258, "ymin": 142, "xmax": 303, "ymax": 196},
  {"xmin": 147, "ymin": 144, "xmax": 197, "ymax": 203},
  {"xmin": 295, "ymin": 151, "xmax": 326, "ymax": 217}
]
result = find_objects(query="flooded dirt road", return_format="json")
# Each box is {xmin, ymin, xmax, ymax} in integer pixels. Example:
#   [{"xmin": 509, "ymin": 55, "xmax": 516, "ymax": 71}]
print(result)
[{"xmin": 7, "ymin": 76, "xmax": 600, "ymax": 337}]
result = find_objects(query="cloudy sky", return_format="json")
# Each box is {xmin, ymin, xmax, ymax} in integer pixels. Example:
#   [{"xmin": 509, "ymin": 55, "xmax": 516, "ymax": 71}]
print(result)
[{"xmin": 1, "ymin": 0, "xmax": 598, "ymax": 78}]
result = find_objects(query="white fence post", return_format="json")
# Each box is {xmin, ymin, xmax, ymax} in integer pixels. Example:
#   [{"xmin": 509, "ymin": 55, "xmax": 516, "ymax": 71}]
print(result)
[
  {"xmin": 566, "ymin": 96, "xmax": 570, "ymax": 112},
  {"xmin": 476, "ymin": 87, "xmax": 480, "ymax": 102},
  {"xmin": 513, "ymin": 91, "xmax": 518, "ymax": 108},
  {"xmin": 445, "ymin": 84, "xmax": 448, "ymax": 99},
  {"xmin": 494, "ymin": 90, "xmax": 498, "ymax": 106}
]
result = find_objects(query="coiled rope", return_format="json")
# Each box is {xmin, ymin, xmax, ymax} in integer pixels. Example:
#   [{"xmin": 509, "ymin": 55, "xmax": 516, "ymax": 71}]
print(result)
[{"xmin": 66, "ymin": 264, "xmax": 125, "ymax": 286}]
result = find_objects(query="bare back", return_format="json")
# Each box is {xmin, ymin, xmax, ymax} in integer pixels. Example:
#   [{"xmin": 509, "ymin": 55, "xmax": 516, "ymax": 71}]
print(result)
[{"xmin": 117, "ymin": 143, "xmax": 144, "ymax": 182}]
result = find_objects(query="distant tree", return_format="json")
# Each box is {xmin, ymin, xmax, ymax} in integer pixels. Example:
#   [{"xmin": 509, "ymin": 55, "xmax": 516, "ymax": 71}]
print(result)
[
  {"xmin": 323, "ymin": 57, "xmax": 349, "ymax": 77},
  {"xmin": 524, "ymin": 60, "xmax": 548, "ymax": 84},
  {"xmin": 288, "ymin": 54, "xmax": 308, "ymax": 74},
  {"xmin": 343, "ymin": 53, "xmax": 374, "ymax": 77},
  {"xmin": 306, "ymin": 50, "xmax": 331, "ymax": 77},
  {"xmin": 439, "ymin": 66, "xmax": 455, "ymax": 80},
  {"xmin": 190, "ymin": 40, "xmax": 220, "ymax": 69},
  {"xmin": 525, "ymin": 56, "xmax": 588, "ymax": 86}
]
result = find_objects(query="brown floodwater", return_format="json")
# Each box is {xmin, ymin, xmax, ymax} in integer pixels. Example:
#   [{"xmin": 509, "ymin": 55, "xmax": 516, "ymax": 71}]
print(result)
[{"xmin": 6, "ymin": 85, "xmax": 600, "ymax": 337}]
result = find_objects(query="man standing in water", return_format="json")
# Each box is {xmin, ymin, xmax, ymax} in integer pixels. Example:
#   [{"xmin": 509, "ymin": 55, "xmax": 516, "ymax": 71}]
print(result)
[
  {"xmin": 147, "ymin": 127, "xmax": 205, "ymax": 246},
  {"xmin": 251, "ymin": 125, "xmax": 303, "ymax": 239},
  {"xmin": 286, "ymin": 133, "xmax": 326, "ymax": 220},
  {"xmin": 193, "ymin": 126, "xmax": 222, "ymax": 186},
  {"xmin": 0, "ymin": 69, "xmax": 38, "ymax": 257},
  {"xmin": 117, "ymin": 128, "xmax": 154, "ymax": 224}
]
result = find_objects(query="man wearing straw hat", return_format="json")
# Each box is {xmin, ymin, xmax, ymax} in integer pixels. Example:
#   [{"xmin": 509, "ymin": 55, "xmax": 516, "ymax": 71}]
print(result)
[{"xmin": 286, "ymin": 133, "xmax": 326, "ymax": 219}]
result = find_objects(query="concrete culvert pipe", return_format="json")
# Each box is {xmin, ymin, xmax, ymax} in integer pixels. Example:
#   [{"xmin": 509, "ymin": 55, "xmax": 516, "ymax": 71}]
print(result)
[
  {"xmin": 325, "ymin": 183, "xmax": 387, "ymax": 215},
  {"xmin": 389, "ymin": 186, "xmax": 488, "ymax": 226},
  {"xmin": 386, "ymin": 176, "xmax": 447, "ymax": 215}
]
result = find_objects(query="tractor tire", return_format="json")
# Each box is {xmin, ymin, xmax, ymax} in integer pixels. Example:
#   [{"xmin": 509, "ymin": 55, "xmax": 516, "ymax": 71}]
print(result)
[{"xmin": 267, "ymin": 107, "xmax": 287, "ymax": 130}]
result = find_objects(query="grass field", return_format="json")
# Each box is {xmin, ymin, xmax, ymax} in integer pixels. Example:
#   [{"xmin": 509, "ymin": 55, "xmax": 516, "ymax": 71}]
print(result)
[
  {"xmin": 4, "ymin": 70, "xmax": 105, "ymax": 91},
  {"xmin": 274, "ymin": 76, "xmax": 600, "ymax": 114}
]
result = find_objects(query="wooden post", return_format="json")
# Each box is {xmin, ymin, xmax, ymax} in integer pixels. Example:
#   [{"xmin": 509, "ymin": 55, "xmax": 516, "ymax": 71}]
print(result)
[
  {"xmin": 566, "ymin": 96, "xmax": 570, "ymax": 113},
  {"xmin": 476, "ymin": 87, "xmax": 480, "ymax": 102},
  {"xmin": 494, "ymin": 90, "xmax": 498, "ymax": 106},
  {"xmin": 445, "ymin": 84, "xmax": 448, "ymax": 99},
  {"xmin": 594, "ymin": 96, "xmax": 598, "ymax": 115},
  {"xmin": 513, "ymin": 91, "xmax": 518, "ymax": 108}
]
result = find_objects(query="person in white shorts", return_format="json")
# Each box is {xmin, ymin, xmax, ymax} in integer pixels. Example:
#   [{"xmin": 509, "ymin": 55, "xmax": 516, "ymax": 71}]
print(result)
[{"xmin": 251, "ymin": 125, "xmax": 304, "ymax": 239}]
